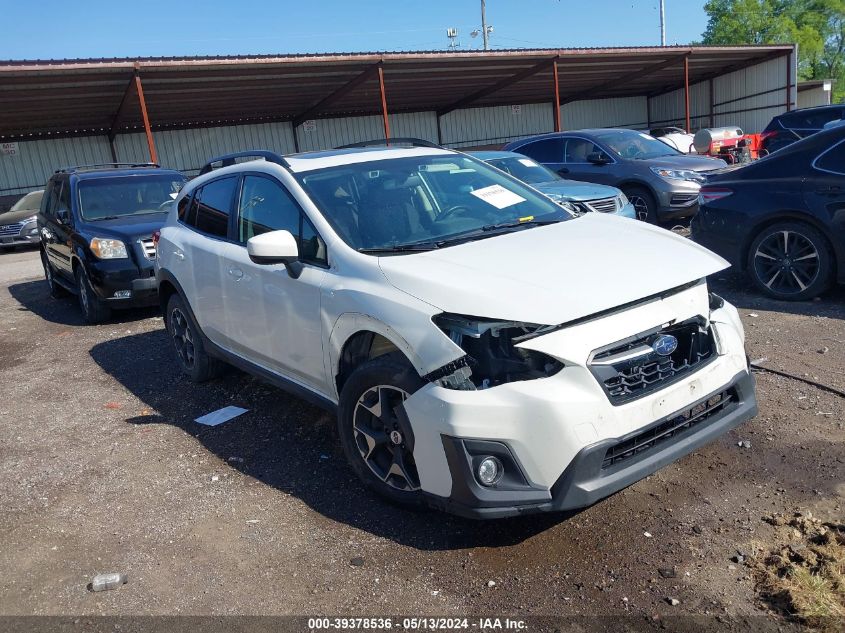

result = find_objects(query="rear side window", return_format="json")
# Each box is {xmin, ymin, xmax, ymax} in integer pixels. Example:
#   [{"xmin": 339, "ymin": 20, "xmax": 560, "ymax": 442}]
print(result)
[
  {"xmin": 815, "ymin": 139, "xmax": 845, "ymax": 175},
  {"xmin": 193, "ymin": 176, "xmax": 237, "ymax": 238},
  {"xmin": 516, "ymin": 138, "xmax": 564, "ymax": 163},
  {"xmin": 42, "ymin": 180, "xmax": 61, "ymax": 217}
]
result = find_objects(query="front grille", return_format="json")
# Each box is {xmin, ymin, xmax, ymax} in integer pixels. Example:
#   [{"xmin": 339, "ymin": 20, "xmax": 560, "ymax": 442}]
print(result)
[
  {"xmin": 589, "ymin": 318, "xmax": 716, "ymax": 405},
  {"xmin": 0, "ymin": 222, "xmax": 23, "ymax": 237},
  {"xmin": 140, "ymin": 237, "xmax": 156, "ymax": 259},
  {"xmin": 584, "ymin": 196, "xmax": 619, "ymax": 213},
  {"xmin": 602, "ymin": 388, "xmax": 736, "ymax": 469}
]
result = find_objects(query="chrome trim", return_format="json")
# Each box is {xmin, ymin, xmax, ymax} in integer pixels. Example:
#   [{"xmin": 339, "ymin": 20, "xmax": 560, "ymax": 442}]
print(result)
[{"xmin": 811, "ymin": 137, "xmax": 845, "ymax": 176}]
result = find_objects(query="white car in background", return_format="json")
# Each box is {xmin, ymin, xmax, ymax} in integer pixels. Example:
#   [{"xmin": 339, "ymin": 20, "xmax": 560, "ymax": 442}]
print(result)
[
  {"xmin": 156, "ymin": 144, "xmax": 757, "ymax": 519},
  {"xmin": 650, "ymin": 127, "xmax": 697, "ymax": 153}
]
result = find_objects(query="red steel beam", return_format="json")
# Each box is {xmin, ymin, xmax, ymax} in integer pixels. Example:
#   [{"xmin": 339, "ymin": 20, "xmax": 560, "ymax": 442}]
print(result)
[
  {"xmin": 552, "ymin": 58, "xmax": 561, "ymax": 132},
  {"xmin": 684, "ymin": 56, "xmax": 691, "ymax": 132},
  {"xmin": 134, "ymin": 68, "xmax": 158, "ymax": 163},
  {"xmin": 437, "ymin": 57, "xmax": 558, "ymax": 117},
  {"xmin": 378, "ymin": 64, "xmax": 390, "ymax": 142}
]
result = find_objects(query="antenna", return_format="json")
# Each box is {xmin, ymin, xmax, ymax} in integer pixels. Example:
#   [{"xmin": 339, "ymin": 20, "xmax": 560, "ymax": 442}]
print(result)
[
  {"xmin": 446, "ymin": 27, "xmax": 460, "ymax": 50},
  {"xmin": 659, "ymin": 0, "xmax": 666, "ymax": 46}
]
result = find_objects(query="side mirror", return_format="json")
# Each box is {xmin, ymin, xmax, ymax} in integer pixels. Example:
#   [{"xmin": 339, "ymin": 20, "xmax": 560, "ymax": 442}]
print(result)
[
  {"xmin": 56, "ymin": 208, "xmax": 70, "ymax": 225},
  {"xmin": 587, "ymin": 152, "xmax": 611, "ymax": 165},
  {"xmin": 247, "ymin": 230, "xmax": 302, "ymax": 278}
]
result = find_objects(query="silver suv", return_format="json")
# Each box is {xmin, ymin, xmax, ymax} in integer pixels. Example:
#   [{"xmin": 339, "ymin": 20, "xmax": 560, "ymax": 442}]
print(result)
[{"xmin": 505, "ymin": 129, "xmax": 726, "ymax": 223}]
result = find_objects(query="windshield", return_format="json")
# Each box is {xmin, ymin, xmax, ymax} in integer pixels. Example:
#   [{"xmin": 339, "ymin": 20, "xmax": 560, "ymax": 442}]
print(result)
[
  {"xmin": 485, "ymin": 156, "xmax": 561, "ymax": 185},
  {"xmin": 78, "ymin": 175, "xmax": 186, "ymax": 221},
  {"xmin": 594, "ymin": 130, "xmax": 682, "ymax": 160},
  {"xmin": 7, "ymin": 190, "xmax": 43, "ymax": 214},
  {"xmin": 297, "ymin": 154, "xmax": 572, "ymax": 252}
]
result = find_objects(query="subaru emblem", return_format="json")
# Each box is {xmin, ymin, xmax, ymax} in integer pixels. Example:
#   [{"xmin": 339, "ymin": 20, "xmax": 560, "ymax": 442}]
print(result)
[{"xmin": 652, "ymin": 334, "xmax": 678, "ymax": 356}]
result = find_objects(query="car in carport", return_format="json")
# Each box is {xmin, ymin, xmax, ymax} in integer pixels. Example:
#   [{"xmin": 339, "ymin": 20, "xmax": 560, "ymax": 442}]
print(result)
[
  {"xmin": 504, "ymin": 129, "xmax": 726, "ymax": 223},
  {"xmin": 469, "ymin": 151, "xmax": 635, "ymax": 218},
  {"xmin": 0, "ymin": 190, "xmax": 43, "ymax": 249}
]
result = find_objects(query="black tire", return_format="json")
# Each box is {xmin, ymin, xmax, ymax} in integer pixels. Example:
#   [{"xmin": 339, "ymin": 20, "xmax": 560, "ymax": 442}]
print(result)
[
  {"xmin": 337, "ymin": 353, "xmax": 426, "ymax": 508},
  {"xmin": 41, "ymin": 250, "xmax": 66, "ymax": 298},
  {"xmin": 622, "ymin": 185, "xmax": 658, "ymax": 223},
  {"xmin": 74, "ymin": 266, "xmax": 111, "ymax": 324},
  {"xmin": 747, "ymin": 221, "xmax": 834, "ymax": 301},
  {"xmin": 166, "ymin": 293, "xmax": 224, "ymax": 382}
]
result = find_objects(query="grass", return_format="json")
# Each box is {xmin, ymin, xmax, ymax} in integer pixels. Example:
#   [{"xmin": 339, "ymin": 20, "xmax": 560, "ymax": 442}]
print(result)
[{"xmin": 754, "ymin": 513, "xmax": 845, "ymax": 632}]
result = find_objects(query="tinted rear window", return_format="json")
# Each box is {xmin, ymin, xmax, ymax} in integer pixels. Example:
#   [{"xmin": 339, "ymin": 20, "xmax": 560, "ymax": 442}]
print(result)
[
  {"xmin": 193, "ymin": 176, "xmax": 237, "ymax": 238},
  {"xmin": 780, "ymin": 108, "xmax": 844, "ymax": 130}
]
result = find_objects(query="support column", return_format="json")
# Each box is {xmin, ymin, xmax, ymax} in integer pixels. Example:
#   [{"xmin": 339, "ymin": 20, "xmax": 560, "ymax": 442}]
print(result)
[
  {"xmin": 134, "ymin": 68, "xmax": 158, "ymax": 164},
  {"xmin": 378, "ymin": 65, "xmax": 390, "ymax": 143},
  {"xmin": 552, "ymin": 58, "xmax": 561, "ymax": 132},
  {"xmin": 709, "ymin": 78, "xmax": 715, "ymax": 127},
  {"xmin": 786, "ymin": 50, "xmax": 792, "ymax": 111},
  {"xmin": 684, "ymin": 56, "xmax": 691, "ymax": 132}
]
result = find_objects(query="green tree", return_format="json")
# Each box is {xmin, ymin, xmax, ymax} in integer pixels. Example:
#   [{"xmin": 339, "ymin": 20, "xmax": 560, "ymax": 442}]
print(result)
[{"xmin": 702, "ymin": 0, "xmax": 845, "ymax": 103}]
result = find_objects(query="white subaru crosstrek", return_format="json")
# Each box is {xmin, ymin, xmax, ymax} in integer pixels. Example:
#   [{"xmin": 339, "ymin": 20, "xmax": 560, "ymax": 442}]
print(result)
[{"xmin": 156, "ymin": 144, "xmax": 757, "ymax": 519}]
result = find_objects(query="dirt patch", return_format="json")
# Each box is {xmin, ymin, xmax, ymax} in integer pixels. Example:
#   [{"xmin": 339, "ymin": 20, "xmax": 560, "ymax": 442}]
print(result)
[{"xmin": 753, "ymin": 511, "xmax": 845, "ymax": 631}]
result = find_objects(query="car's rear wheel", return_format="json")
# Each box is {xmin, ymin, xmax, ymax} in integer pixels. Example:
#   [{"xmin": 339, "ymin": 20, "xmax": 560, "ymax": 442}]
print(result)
[
  {"xmin": 623, "ymin": 186, "xmax": 657, "ymax": 223},
  {"xmin": 75, "ymin": 266, "xmax": 111, "ymax": 323},
  {"xmin": 747, "ymin": 221, "xmax": 834, "ymax": 300},
  {"xmin": 338, "ymin": 353, "xmax": 426, "ymax": 508},
  {"xmin": 41, "ymin": 250, "xmax": 66, "ymax": 298},
  {"xmin": 166, "ymin": 293, "xmax": 224, "ymax": 382}
]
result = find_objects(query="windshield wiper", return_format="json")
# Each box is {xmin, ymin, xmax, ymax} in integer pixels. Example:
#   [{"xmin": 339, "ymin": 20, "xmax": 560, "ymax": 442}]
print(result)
[
  {"xmin": 480, "ymin": 218, "xmax": 561, "ymax": 232},
  {"xmin": 358, "ymin": 242, "xmax": 439, "ymax": 254},
  {"xmin": 432, "ymin": 218, "xmax": 560, "ymax": 248}
]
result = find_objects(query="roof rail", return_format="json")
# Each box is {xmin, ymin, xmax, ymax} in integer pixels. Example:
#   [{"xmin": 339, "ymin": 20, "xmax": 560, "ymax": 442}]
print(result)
[
  {"xmin": 198, "ymin": 150, "xmax": 290, "ymax": 176},
  {"xmin": 336, "ymin": 138, "xmax": 442, "ymax": 149},
  {"xmin": 56, "ymin": 162, "xmax": 159, "ymax": 174}
]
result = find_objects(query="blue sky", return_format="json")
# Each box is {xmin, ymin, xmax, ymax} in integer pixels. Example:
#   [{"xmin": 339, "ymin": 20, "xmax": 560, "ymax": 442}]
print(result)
[{"xmin": 0, "ymin": 1, "xmax": 708, "ymax": 59}]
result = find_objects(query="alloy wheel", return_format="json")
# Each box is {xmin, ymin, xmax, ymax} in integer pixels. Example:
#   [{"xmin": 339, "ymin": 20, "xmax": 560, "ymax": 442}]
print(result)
[
  {"xmin": 353, "ymin": 385, "xmax": 420, "ymax": 492},
  {"xmin": 170, "ymin": 307, "xmax": 196, "ymax": 369},
  {"xmin": 629, "ymin": 195, "xmax": 650, "ymax": 221},
  {"xmin": 78, "ymin": 274, "xmax": 90, "ymax": 314},
  {"xmin": 753, "ymin": 230, "xmax": 820, "ymax": 295}
]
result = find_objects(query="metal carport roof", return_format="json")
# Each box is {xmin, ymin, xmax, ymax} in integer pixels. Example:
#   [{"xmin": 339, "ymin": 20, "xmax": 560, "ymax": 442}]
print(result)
[{"xmin": 0, "ymin": 45, "xmax": 794, "ymax": 142}]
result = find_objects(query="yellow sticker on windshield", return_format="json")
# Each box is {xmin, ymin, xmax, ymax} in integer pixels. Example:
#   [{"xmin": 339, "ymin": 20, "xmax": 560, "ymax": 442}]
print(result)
[{"xmin": 518, "ymin": 215, "xmax": 534, "ymax": 222}]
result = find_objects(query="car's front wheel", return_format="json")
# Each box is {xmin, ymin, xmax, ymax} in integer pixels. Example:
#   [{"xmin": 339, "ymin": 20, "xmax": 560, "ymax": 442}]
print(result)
[
  {"xmin": 623, "ymin": 185, "xmax": 658, "ymax": 223},
  {"xmin": 75, "ymin": 266, "xmax": 111, "ymax": 323},
  {"xmin": 338, "ymin": 353, "xmax": 426, "ymax": 508},
  {"xmin": 166, "ymin": 293, "xmax": 224, "ymax": 382},
  {"xmin": 747, "ymin": 221, "xmax": 834, "ymax": 300}
]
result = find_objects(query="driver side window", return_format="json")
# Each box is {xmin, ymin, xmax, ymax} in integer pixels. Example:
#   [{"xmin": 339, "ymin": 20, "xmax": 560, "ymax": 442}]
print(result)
[
  {"xmin": 564, "ymin": 139, "xmax": 601, "ymax": 163},
  {"xmin": 237, "ymin": 175, "xmax": 327, "ymax": 266}
]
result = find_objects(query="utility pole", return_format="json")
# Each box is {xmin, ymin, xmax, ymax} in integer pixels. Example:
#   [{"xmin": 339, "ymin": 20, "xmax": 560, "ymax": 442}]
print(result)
[
  {"xmin": 659, "ymin": 0, "xmax": 666, "ymax": 46},
  {"xmin": 481, "ymin": 0, "xmax": 489, "ymax": 51}
]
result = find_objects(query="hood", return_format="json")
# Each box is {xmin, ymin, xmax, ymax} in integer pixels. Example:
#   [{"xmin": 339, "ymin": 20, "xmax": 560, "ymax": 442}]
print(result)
[
  {"xmin": 378, "ymin": 213, "xmax": 728, "ymax": 325},
  {"xmin": 81, "ymin": 213, "xmax": 167, "ymax": 239},
  {"xmin": 533, "ymin": 179, "xmax": 620, "ymax": 202},
  {"xmin": 643, "ymin": 154, "xmax": 726, "ymax": 172},
  {"xmin": 0, "ymin": 208, "xmax": 39, "ymax": 224}
]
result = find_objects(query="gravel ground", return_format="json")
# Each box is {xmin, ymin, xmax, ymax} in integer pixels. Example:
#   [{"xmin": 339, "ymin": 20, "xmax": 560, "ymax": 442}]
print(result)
[{"xmin": 0, "ymin": 248, "xmax": 843, "ymax": 629}]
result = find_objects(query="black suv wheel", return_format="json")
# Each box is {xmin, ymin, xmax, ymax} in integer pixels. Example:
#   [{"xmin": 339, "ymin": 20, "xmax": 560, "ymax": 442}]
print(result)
[
  {"xmin": 747, "ymin": 221, "xmax": 834, "ymax": 300},
  {"xmin": 75, "ymin": 266, "xmax": 111, "ymax": 323},
  {"xmin": 41, "ymin": 250, "xmax": 66, "ymax": 298},
  {"xmin": 337, "ymin": 353, "xmax": 426, "ymax": 508}
]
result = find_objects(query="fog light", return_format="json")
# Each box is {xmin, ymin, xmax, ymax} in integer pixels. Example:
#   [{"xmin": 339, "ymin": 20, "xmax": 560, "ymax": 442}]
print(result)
[
  {"xmin": 477, "ymin": 456, "xmax": 503, "ymax": 486},
  {"xmin": 113, "ymin": 290, "xmax": 132, "ymax": 299}
]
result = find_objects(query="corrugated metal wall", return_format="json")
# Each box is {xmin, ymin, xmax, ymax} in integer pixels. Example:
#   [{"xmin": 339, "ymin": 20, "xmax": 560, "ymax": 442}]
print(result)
[
  {"xmin": 115, "ymin": 121, "xmax": 297, "ymax": 175},
  {"xmin": 648, "ymin": 81, "xmax": 711, "ymax": 130},
  {"xmin": 712, "ymin": 55, "xmax": 791, "ymax": 133},
  {"xmin": 294, "ymin": 111, "xmax": 438, "ymax": 152},
  {"xmin": 562, "ymin": 96, "xmax": 648, "ymax": 130},
  {"xmin": 0, "ymin": 135, "xmax": 113, "ymax": 196},
  {"xmin": 798, "ymin": 84, "xmax": 832, "ymax": 109},
  {"xmin": 440, "ymin": 103, "xmax": 553, "ymax": 148}
]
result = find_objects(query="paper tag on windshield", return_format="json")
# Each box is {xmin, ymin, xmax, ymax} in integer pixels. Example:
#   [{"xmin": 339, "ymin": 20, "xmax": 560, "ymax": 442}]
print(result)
[
  {"xmin": 518, "ymin": 158, "xmax": 535, "ymax": 167},
  {"xmin": 470, "ymin": 184, "xmax": 525, "ymax": 209}
]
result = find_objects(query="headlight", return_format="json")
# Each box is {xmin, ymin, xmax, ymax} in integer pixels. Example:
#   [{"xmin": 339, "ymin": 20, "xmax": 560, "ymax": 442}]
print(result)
[
  {"xmin": 650, "ymin": 167, "xmax": 704, "ymax": 183},
  {"xmin": 617, "ymin": 192, "xmax": 629, "ymax": 207},
  {"xmin": 89, "ymin": 237, "xmax": 128, "ymax": 259},
  {"xmin": 22, "ymin": 214, "xmax": 38, "ymax": 225},
  {"xmin": 428, "ymin": 314, "xmax": 563, "ymax": 390},
  {"xmin": 545, "ymin": 194, "xmax": 579, "ymax": 215}
]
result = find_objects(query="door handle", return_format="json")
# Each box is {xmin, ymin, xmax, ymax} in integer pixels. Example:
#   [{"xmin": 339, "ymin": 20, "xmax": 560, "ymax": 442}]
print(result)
[
  {"xmin": 173, "ymin": 250, "xmax": 185, "ymax": 260},
  {"xmin": 227, "ymin": 267, "xmax": 244, "ymax": 280},
  {"xmin": 816, "ymin": 186, "xmax": 842, "ymax": 195},
  {"xmin": 557, "ymin": 167, "xmax": 570, "ymax": 174}
]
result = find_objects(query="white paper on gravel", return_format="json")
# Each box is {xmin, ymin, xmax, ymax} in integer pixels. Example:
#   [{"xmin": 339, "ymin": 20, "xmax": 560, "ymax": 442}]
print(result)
[
  {"xmin": 470, "ymin": 184, "xmax": 526, "ymax": 209},
  {"xmin": 195, "ymin": 406, "xmax": 248, "ymax": 426}
]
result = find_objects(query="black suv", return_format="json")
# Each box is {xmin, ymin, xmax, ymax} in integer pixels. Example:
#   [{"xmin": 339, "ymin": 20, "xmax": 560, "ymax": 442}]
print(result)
[
  {"xmin": 38, "ymin": 164, "xmax": 187, "ymax": 323},
  {"xmin": 761, "ymin": 105, "xmax": 845, "ymax": 154}
]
